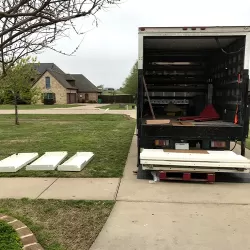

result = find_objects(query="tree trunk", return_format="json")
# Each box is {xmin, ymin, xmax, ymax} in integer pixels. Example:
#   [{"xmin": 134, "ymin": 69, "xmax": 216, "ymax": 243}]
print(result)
[{"xmin": 14, "ymin": 94, "xmax": 19, "ymax": 125}]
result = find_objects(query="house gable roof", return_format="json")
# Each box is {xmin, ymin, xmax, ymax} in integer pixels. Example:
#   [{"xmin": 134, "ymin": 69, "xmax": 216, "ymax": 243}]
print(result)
[
  {"xmin": 47, "ymin": 69, "xmax": 76, "ymax": 89},
  {"xmin": 34, "ymin": 63, "xmax": 76, "ymax": 89},
  {"xmin": 71, "ymin": 74, "xmax": 100, "ymax": 93}
]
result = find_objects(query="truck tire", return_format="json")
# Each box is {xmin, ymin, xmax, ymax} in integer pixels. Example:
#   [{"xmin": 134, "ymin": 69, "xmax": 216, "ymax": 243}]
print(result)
[{"xmin": 137, "ymin": 165, "xmax": 152, "ymax": 180}]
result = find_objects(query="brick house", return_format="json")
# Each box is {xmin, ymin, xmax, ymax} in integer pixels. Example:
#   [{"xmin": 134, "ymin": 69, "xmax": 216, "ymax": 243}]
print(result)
[{"xmin": 33, "ymin": 63, "xmax": 100, "ymax": 104}]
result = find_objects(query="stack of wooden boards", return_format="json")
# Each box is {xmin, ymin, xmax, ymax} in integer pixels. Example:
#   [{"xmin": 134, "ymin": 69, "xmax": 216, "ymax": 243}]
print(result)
[
  {"xmin": 146, "ymin": 119, "xmax": 171, "ymax": 125},
  {"xmin": 146, "ymin": 119, "xmax": 194, "ymax": 126},
  {"xmin": 0, "ymin": 152, "xmax": 94, "ymax": 173},
  {"xmin": 140, "ymin": 149, "xmax": 250, "ymax": 173}
]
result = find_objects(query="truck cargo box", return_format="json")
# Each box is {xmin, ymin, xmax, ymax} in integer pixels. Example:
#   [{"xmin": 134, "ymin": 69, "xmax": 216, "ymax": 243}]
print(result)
[{"xmin": 137, "ymin": 26, "xmax": 250, "ymax": 179}]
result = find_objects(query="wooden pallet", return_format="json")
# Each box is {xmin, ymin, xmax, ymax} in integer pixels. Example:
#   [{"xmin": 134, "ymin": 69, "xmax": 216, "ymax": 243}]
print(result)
[{"xmin": 159, "ymin": 171, "xmax": 215, "ymax": 183}]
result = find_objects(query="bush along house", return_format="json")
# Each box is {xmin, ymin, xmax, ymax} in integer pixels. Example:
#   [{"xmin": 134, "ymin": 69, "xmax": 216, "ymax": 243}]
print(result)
[{"xmin": 33, "ymin": 63, "xmax": 101, "ymax": 104}]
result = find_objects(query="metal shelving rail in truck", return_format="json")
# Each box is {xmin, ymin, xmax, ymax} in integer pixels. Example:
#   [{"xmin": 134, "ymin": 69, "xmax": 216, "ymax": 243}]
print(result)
[{"xmin": 137, "ymin": 26, "xmax": 250, "ymax": 182}]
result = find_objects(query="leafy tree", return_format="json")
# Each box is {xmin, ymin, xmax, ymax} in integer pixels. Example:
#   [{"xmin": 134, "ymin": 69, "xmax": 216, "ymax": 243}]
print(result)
[
  {"xmin": 121, "ymin": 61, "xmax": 138, "ymax": 95},
  {"xmin": 97, "ymin": 85, "xmax": 104, "ymax": 90},
  {"xmin": 0, "ymin": 57, "xmax": 39, "ymax": 125}
]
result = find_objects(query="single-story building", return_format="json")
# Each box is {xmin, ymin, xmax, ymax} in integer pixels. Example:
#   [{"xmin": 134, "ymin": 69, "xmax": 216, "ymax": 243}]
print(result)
[{"xmin": 33, "ymin": 63, "xmax": 100, "ymax": 104}]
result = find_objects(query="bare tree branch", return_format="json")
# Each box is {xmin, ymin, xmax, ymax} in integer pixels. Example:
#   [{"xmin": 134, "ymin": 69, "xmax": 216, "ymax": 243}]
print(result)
[{"xmin": 0, "ymin": 0, "xmax": 120, "ymax": 75}]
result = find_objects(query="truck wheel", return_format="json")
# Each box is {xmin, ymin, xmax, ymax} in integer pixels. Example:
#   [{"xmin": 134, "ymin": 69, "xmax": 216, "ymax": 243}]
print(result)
[{"xmin": 137, "ymin": 165, "xmax": 152, "ymax": 180}]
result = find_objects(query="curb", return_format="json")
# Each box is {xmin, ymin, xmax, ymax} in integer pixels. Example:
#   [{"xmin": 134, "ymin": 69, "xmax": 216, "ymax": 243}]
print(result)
[{"xmin": 0, "ymin": 213, "xmax": 44, "ymax": 250}]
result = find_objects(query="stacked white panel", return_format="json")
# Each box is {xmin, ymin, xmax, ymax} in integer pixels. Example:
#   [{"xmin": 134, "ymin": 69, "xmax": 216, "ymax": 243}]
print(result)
[
  {"xmin": 0, "ymin": 153, "xmax": 39, "ymax": 172},
  {"xmin": 57, "ymin": 152, "xmax": 94, "ymax": 172},
  {"xmin": 26, "ymin": 152, "xmax": 68, "ymax": 171}
]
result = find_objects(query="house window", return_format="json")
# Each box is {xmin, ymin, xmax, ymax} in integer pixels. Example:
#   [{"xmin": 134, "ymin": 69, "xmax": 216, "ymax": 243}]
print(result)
[
  {"xmin": 44, "ymin": 93, "xmax": 55, "ymax": 100},
  {"xmin": 45, "ymin": 77, "xmax": 51, "ymax": 89},
  {"xmin": 42, "ymin": 93, "xmax": 56, "ymax": 104}
]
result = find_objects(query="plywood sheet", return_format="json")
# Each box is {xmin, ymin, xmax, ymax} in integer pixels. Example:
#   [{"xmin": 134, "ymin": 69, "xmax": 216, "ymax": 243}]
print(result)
[
  {"xmin": 146, "ymin": 119, "xmax": 170, "ymax": 125},
  {"xmin": 0, "ymin": 153, "xmax": 39, "ymax": 172},
  {"xmin": 171, "ymin": 122, "xmax": 181, "ymax": 126},
  {"xmin": 57, "ymin": 152, "xmax": 94, "ymax": 172},
  {"xmin": 26, "ymin": 151, "xmax": 68, "ymax": 171},
  {"xmin": 164, "ymin": 149, "xmax": 209, "ymax": 154},
  {"xmin": 181, "ymin": 122, "xmax": 194, "ymax": 126},
  {"xmin": 172, "ymin": 121, "xmax": 194, "ymax": 126}
]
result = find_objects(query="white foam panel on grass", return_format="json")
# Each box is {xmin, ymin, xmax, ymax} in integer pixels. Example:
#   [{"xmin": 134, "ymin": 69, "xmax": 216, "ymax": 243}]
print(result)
[
  {"xmin": 57, "ymin": 152, "xmax": 94, "ymax": 172},
  {"xmin": 26, "ymin": 151, "xmax": 68, "ymax": 171},
  {"xmin": 0, "ymin": 153, "xmax": 39, "ymax": 172}
]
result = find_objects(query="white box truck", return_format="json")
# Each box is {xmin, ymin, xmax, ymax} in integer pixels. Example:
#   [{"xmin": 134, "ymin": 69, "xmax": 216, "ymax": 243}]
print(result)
[{"xmin": 137, "ymin": 26, "xmax": 250, "ymax": 181}]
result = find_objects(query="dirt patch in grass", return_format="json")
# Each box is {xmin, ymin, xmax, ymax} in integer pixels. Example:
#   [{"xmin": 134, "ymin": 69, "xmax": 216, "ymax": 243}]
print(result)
[
  {"xmin": 42, "ymin": 121, "xmax": 73, "ymax": 125},
  {"xmin": 1, "ymin": 139, "xmax": 31, "ymax": 144},
  {"xmin": 0, "ymin": 199, "xmax": 114, "ymax": 250},
  {"xmin": 123, "ymin": 114, "xmax": 134, "ymax": 120},
  {"xmin": 1, "ymin": 138, "xmax": 44, "ymax": 146}
]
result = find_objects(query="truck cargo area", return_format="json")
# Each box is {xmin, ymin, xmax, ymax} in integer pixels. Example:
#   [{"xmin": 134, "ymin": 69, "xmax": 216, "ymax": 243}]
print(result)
[
  {"xmin": 137, "ymin": 27, "xmax": 250, "ymax": 179},
  {"xmin": 142, "ymin": 35, "xmax": 247, "ymax": 125}
]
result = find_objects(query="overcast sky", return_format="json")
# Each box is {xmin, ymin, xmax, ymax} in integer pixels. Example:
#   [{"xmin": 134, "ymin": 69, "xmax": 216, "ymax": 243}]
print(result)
[{"xmin": 38, "ymin": 0, "xmax": 250, "ymax": 89}]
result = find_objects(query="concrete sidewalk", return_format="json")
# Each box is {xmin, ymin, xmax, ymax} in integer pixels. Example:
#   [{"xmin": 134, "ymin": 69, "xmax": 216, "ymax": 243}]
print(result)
[
  {"xmin": 0, "ymin": 178, "xmax": 120, "ymax": 200},
  {"xmin": 90, "ymin": 136, "xmax": 250, "ymax": 250}
]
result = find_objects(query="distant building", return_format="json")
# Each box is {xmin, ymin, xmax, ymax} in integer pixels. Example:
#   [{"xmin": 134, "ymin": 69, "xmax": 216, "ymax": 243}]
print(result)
[
  {"xmin": 103, "ymin": 88, "xmax": 115, "ymax": 91},
  {"xmin": 33, "ymin": 63, "xmax": 101, "ymax": 104}
]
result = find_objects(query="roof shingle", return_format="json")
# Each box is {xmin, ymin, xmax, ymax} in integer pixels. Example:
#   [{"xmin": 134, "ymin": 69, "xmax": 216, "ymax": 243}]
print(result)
[
  {"xmin": 34, "ymin": 63, "xmax": 98, "ymax": 92},
  {"xmin": 34, "ymin": 63, "xmax": 76, "ymax": 89},
  {"xmin": 71, "ymin": 74, "xmax": 100, "ymax": 93}
]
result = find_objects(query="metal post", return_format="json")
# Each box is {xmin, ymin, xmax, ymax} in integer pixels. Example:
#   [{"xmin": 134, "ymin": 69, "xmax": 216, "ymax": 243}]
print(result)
[{"xmin": 142, "ymin": 76, "xmax": 155, "ymax": 119}]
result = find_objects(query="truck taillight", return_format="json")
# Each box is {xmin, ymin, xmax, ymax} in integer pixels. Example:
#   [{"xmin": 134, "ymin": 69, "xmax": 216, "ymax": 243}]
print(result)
[
  {"xmin": 155, "ymin": 140, "xmax": 169, "ymax": 147},
  {"xmin": 200, "ymin": 27, "xmax": 206, "ymax": 30},
  {"xmin": 182, "ymin": 27, "xmax": 188, "ymax": 30},
  {"xmin": 139, "ymin": 27, "xmax": 145, "ymax": 31},
  {"xmin": 191, "ymin": 27, "xmax": 196, "ymax": 30},
  {"xmin": 211, "ymin": 141, "xmax": 226, "ymax": 148}
]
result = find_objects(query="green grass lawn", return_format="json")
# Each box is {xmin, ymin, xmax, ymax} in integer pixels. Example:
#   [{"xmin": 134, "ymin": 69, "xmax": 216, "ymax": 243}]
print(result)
[
  {"xmin": 0, "ymin": 104, "xmax": 81, "ymax": 110},
  {"xmin": 246, "ymin": 137, "xmax": 250, "ymax": 149},
  {"xmin": 100, "ymin": 103, "xmax": 136, "ymax": 110},
  {"xmin": 0, "ymin": 199, "xmax": 114, "ymax": 250},
  {"xmin": 0, "ymin": 114, "xmax": 135, "ymax": 177},
  {"xmin": 0, "ymin": 220, "xmax": 22, "ymax": 250}
]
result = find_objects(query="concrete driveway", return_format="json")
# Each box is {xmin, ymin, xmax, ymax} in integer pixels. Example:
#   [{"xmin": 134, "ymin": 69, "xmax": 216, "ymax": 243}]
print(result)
[{"xmin": 91, "ymin": 136, "xmax": 250, "ymax": 250}]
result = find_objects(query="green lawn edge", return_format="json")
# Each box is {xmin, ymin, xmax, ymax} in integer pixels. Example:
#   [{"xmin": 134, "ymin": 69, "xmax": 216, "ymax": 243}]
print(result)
[
  {"xmin": 0, "ymin": 220, "xmax": 22, "ymax": 250},
  {"xmin": 0, "ymin": 199, "xmax": 114, "ymax": 250}
]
